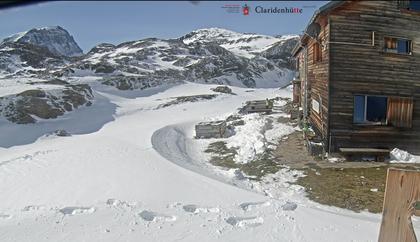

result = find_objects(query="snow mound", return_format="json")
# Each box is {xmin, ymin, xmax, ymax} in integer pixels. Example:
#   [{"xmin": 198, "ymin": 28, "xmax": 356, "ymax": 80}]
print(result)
[
  {"xmin": 226, "ymin": 113, "xmax": 266, "ymax": 164},
  {"xmin": 225, "ymin": 113, "xmax": 295, "ymax": 164},
  {"xmin": 390, "ymin": 148, "xmax": 420, "ymax": 163}
]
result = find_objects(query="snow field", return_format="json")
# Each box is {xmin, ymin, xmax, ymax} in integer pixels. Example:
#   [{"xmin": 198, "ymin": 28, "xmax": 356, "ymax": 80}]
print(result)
[{"xmin": 0, "ymin": 82, "xmax": 418, "ymax": 241}]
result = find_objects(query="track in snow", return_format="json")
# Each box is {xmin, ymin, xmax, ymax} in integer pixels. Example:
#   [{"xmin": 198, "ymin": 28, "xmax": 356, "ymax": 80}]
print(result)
[{"xmin": 151, "ymin": 124, "xmax": 252, "ymax": 190}]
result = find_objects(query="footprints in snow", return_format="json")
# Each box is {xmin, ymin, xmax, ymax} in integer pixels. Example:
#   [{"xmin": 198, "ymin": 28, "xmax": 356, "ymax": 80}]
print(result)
[
  {"xmin": 138, "ymin": 210, "xmax": 177, "ymax": 222},
  {"xmin": 281, "ymin": 201, "xmax": 298, "ymax": 211},
  {"xmin": 22, "ymin": 205, "xmax": 46, "ymax": 212},
  {"xmin": 223, "ymin": 200, "xmax": 297, "ymax": 228},
  {"xmin": 182, "ymin": 204, "xmax": 220, "ymax": 214},
  {"xmin": 0, "ymin": 213, "xmax": 12, "ymax": 219},
  {"xmin": 6, "ymin": 199, "xmax": 297, "ymax": 231},
  {"xmin": 239, "ymin": 200, "xmax": 297, "ymax": 212},
  {"xmin": 0, "ymin": 150, "xmax": 55, "ymax": 167},
  {"xmin": 59, "ymin": 206, "xmax": 96, "ymax": 216},
  {"xmin": 136, "ymin": 204, "xmax": 221, "ymax": 223},
  {"xmin": 106, "ymin": 198, "xmax": 137, "ymax": 208},
  {"xmin": 239, "ymin": 201, "xmax": 271, "ymax": 212},
  {"xmin": 226, "ymin": 216, "xmax": 264, "ymax": 228}
]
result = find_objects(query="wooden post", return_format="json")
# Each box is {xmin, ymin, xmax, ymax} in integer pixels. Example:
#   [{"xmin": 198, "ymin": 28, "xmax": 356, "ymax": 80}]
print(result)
[{"xmin": 378, "ymin": 168, "xmax": 420, "ymax": 242}]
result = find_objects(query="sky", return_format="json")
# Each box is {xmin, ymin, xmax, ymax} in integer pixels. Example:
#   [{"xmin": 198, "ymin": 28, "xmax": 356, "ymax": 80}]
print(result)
[{"xmin": 0, "ymin": 1, "xmax": 327, "ymax": 52}]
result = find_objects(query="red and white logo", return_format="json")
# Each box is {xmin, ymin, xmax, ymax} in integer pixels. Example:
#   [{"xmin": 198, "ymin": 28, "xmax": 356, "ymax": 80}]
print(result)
[{"xmin": 242, "ymin": 4, "xmax": 250, "ymax": 15}]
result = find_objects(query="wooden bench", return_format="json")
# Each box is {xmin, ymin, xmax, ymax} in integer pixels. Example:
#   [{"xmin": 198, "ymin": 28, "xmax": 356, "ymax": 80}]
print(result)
[{"xmin": 339, "ymin": 148, "xmax": 390, "ymax": 162}]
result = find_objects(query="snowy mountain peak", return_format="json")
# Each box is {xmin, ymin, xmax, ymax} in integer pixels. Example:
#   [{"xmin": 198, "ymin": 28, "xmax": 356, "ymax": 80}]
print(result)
[
  {"xmin": 181, "ymin": 28, "xmax": 295, "ymax": 58},
  {"xmin": 185, "ymin": 27, "xmax": 242, "ymax": 39},
  {"xmin": 181, "ymin": 27, "xmax": 274, "ymax": 44},
  {"xmin": 1, "ymin": 26, "xmax": 83, "ymax": 57}
]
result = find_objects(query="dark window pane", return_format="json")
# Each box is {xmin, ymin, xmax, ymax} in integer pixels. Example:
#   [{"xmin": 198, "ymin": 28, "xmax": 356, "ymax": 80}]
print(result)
[
  {"xmin": 397, "ymin": 39, "xmax": 410, "ymax": 53},
  {"xmin": 366, "ymin": 96, "xmax": 387, "ymax": 123},
  {"xmin": 353, "ymin": 95, "xmax": 365, "ymax": 123},
  {"xmin": 410, "ymin": 1, "xmax": 420, "ymax": 11}
]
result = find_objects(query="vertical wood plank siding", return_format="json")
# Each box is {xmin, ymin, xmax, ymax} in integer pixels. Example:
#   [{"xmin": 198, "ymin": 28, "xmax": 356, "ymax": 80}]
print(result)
[
  {"xmin": 387, "ymin": 97, "xmax": 414, "ymax": 128},
  {"xmin": 327, "ymin": 1, "xmax": 420, "ymax": 154}
]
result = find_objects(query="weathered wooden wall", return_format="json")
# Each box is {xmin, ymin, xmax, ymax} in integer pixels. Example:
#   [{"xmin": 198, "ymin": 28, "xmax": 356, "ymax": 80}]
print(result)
[
  {"xmin": 295, "ymin": 50, "xmax": 306, "ymax": 108},
  {"xmin": 326, "ymin": 1, "xmax": 420, "ymax": 154},
  {"xmin": 306, "ymin": 15, "xmax": 330, "ymax": 144}
]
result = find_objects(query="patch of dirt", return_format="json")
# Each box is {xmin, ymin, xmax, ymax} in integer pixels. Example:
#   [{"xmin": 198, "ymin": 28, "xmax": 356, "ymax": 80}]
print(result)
[
  {"xmin": 204, "ymin": 141, "xmax": 282, "ymax": 180},
  {"xmin": 295, "ymin": 165, "xmax": 420, "ymax": 213},
  {"xmin": 272, "ymin": 131, "xmax": 316, "ymax": 167},
  {"xmin": 268, "ymin": 121, "xmax": 420, "ymax": 213}
]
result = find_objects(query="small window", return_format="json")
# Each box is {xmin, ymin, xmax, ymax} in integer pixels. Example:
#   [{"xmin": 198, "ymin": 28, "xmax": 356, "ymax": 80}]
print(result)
[
  {"xmin": 384, "ymin": 37, "xmax": 412, "ymax": 54},
  {"xmin": 313, "ymin": 42, "xmax": 322, "ymax": 63},
  {"xmin": 353, "ymin": 95, "xmax": 388, "ymax": 124}
]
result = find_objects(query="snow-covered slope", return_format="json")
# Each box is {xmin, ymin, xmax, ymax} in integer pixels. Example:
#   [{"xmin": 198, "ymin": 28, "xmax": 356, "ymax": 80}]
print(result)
[
  {"xmin": 1, "ymin": 26, "xmax": 419, "ymax": 242},
  {"xmin": 181, "ymin": 28, "xmax": 297, "ymax": 59},
  {"xmin": 0, "ymin": 41, "xmax": 67, "ymax": 78},
  {"xmin": 68, "ymin": 37, "xmax": 295, "ymax": 90},
  {"xmin": 1, "ymin": 26, "xmax": 83, "ymax": 57},
  {"xmin": 0, "ymin": 26, "xmax": 298, "ymax": 124},
  {"xmin": 0, "ymin": 83, "xmax": 405, "ymax": 242}
]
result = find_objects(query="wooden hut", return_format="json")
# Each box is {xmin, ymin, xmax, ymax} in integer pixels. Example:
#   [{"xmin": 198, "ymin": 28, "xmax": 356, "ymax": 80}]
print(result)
[
  {"xmin": 243, "ymin": 100, "xmax": 273, "ymax": 114},
  {"xmin": 293, "ymin": 1, "xmax": 420, "ymax": 155},
  {"xmin": 195, "ymin": 120, "xmax": 227, "ymax": 139}
]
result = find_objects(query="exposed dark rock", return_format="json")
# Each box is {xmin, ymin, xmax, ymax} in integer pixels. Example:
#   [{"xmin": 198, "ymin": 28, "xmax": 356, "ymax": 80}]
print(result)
[
  {"xmin": 158, "ymin": 94, "xmax": 218, "ymax": 108},
  {"xmin": 54, "ymin": 129, "xmax": 71, "ymax": 137},
  {"xmin": 211, "ymin": 85, "xmax": 234, "ymax": 95},
  {"xmin": 1, "ymin": 84, "xmax": 93, "ymax": 124}
]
